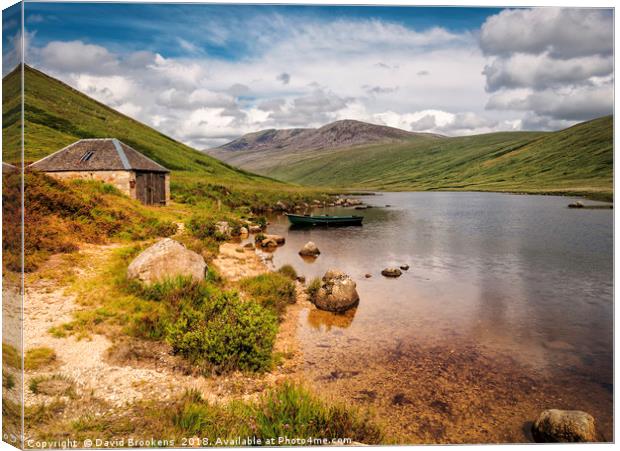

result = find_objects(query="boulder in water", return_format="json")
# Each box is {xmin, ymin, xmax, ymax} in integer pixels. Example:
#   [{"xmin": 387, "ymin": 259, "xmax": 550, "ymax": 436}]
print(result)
[
  {"xmin": 299, "ymin": 241, "xmax": 320, "ymax": 256},
  {"xmin": 382, "ymin": 267, "xmax": 402, "ymax": 278},
  {"xmin": 313, "ymin": 269, "xmax": 360, "ymax": 313}
]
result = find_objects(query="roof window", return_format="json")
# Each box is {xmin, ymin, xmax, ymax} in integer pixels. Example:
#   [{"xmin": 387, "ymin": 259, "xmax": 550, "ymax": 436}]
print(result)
[{"xmin": 79, "ymin": 151, "xmax": 95, "ymax": 162}]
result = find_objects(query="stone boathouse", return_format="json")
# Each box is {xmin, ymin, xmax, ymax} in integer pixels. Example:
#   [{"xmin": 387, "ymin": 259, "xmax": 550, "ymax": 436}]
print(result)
[{"xmin": 29, "ymin": 138, "xmax": 170, "ymax": 206}]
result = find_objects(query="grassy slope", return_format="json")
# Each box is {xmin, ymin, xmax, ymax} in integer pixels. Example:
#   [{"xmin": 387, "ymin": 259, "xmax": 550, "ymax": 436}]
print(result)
[
  {"xmin": 2, "ymin": 66, "xmax": 297, "ymax": 193},
  {"xmin": 261, "ymin": 116, "xmax": 614, "ymax": 201}
]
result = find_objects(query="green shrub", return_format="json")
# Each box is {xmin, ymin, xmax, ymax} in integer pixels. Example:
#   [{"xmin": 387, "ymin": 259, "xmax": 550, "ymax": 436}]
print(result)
[
  {"xmin": 187, "ymin": 216, "xmax": 227, "ymax": 241},
  {"xmin": 306, "ymin": 277, "xmax": 322, "ymax": 302},
  {"xmin": 277, "ymin": 264, "xmax": 298, "ymax": 280},
  {"xmin": 167, "ymin": 291, "xmax": 278, "ymax": 374},
  {"xmin": 239, "ymin": 273, "xmax": 296, "ymax": 319},
  {"xmin": 132, "ymin": 276, "xmax": 211, "ymax": 306}
]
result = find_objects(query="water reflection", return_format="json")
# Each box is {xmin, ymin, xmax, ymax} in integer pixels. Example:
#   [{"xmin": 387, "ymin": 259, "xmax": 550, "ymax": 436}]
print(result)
[{"xmin": 306, "ymin": 306, "xmax": 357, "ymax": 331}]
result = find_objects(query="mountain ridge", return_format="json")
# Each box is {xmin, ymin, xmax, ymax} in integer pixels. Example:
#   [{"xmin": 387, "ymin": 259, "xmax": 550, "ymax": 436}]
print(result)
[{"xmin": 211, "ymin": 119, "xmax": 443, "ymax": 153}]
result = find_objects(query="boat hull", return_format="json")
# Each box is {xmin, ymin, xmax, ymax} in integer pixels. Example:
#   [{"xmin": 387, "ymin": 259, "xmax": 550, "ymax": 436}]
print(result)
[{"xmin": 285, "ymin": 213, "xmax": 363, "ymax": 226}]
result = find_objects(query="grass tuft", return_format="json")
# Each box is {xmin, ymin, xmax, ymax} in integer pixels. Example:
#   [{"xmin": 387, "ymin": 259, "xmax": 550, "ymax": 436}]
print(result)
[
  {"xmin": 306, "ymin": 277, "xmax": 322, "ymax": 303},
  {"xmin": 24, "ymin": 347, "xmax": 57, "ymax": 371},
  {"xmin": 29, "ymin": 374, "xmax": 76, "ymax": 398}
]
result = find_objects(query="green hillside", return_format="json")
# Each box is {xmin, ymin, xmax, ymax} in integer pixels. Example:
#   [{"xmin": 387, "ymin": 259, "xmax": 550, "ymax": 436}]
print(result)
[
  {"xmin": 262, "ymin": 116, "xmax": 613, "ymax": 201},
  {"xmin": 1, "ymin": 66, "xmax": 284, "ymax": 189}
]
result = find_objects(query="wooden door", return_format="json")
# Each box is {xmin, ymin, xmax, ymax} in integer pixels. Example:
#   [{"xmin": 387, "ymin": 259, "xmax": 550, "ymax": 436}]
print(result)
[
  {"xmin": 135, "ymin": 172, "xmax": 165, "ymax": 205},
  {"xmin": 135, "ymin": 172, "xmax": 148, "ymax": 204},
  {"xmin": 153, "ymin": 173, "xmax": 166, "ymax": 205}
]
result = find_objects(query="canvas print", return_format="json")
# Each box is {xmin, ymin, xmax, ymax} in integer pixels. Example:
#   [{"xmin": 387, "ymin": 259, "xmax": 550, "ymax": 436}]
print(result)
[{"xmin": 1, "ymin": 1, "xmax": 614, "ymax": 448}]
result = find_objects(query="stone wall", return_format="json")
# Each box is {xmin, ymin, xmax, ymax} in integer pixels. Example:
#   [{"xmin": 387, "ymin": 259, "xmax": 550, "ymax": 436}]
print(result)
[
  {"xmin": 164, "ymin": 173, "xmax": 171, "ymax": 206},
  {"xmin": 46, "ymin": 170, "xmax": 134, "ymax": 198}
]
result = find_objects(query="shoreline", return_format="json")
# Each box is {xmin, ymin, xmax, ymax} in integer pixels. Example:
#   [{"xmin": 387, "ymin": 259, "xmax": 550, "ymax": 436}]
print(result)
[{"xmin": 337, "ymin": 188, "xmax": 613, "ymax": 203}]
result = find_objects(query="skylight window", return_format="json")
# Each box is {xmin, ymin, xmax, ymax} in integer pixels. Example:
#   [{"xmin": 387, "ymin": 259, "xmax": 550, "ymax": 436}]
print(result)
[{"xmin": 80, "ymin": 151, "xmax": 95, "ymax": 162}]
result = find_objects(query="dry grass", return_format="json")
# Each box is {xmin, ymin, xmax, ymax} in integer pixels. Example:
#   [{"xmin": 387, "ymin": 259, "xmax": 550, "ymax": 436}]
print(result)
[{"xmin": 24, "ymin": 347, "xmax": 57, "ymax": 371}]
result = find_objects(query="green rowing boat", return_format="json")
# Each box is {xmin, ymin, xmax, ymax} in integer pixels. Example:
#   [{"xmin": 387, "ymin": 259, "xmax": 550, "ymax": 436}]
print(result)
[{"xmin": 285, "ymin": 213, "xmax": 363, "ymax": 226}]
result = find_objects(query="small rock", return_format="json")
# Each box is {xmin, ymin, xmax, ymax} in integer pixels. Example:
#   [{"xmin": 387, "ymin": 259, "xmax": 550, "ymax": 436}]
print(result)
[
  {"xmin": 264, "ymin": 234, "xmax": 285, "ymax": 245},
  {"xmin": 365, "ymin": 273, "xmax": 372, "ymax": 278},
  {"xmin": 382, "ymin": 267, "xmax": 402, "ymax": 278},
  {"xmin": 239, "ymin": 226, "xmax": 249, "ymax": 236},
  {"xmin": 249, "ymin": 225, "xmax": 262, "ymax": 233},
  {"xmin": 261, "ymin": 238, "xmax": 279, "ymax": 248},
  {"xmin": 299, "ymin": 241, "xmax": 321, "ymax": 256},
  {"xmin": 532, "ymin": 409, "xmax": 596, "ymax": 442},
  {"xmin": 215, "ymin": 221, "xmax": 231, "ymax": 237},
  {"xmin": 400, "ymin": 264, "xmax": 410, "ymax": 271},
  {"xmin": 568, "ymin": 201, "xmax": 584, "ymax": 208}
]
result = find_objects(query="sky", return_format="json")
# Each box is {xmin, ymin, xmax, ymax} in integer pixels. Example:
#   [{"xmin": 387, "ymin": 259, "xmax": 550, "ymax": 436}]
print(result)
[{"xmin": 3, "ymin": 3, "xmax": 614, "ymax": 148}]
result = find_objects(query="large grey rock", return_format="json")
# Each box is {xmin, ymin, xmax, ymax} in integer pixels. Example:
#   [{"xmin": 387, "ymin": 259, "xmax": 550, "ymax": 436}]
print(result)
[
  {"xmin": 127, "ymin": 238, "xmax": 207, "ymax": 285},
  {"xmin": 532, "ymin": 409, "xmax": 596, "ymax": 442},
  {"xmin": 299, "ymin": 241, "xmax": 320, "ymax": 256},
  {"xmin": 313, "ymin": 269, "xmax": 359, "ymax": 313}
]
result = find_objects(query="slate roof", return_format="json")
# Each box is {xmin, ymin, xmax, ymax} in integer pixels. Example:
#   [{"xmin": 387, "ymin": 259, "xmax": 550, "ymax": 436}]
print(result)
[{"xmin": 29, "ymin": 139, "xmax": 170, "ymax": 173}]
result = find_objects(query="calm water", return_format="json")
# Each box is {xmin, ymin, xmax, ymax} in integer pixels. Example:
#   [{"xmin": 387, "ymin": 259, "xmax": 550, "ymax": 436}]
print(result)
[{"xmin": 263, "ymin": 192, "xmax": 613, "ymax": 442}]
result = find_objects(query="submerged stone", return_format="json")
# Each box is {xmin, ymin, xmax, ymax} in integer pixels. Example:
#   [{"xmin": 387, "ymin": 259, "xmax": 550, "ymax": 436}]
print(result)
[{"xmin": 532, "ymin": 409, "xmax": 596, "ymax": 442}]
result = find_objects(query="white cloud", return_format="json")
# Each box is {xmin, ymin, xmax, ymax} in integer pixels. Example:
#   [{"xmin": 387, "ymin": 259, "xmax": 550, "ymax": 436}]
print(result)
[
  {"xmin": 487, "ymin": 84, "xmax": 613, "ymax": 121},
  {"xmin": 480, "ymin": 8, "xmax": 612, "ymax": 59},
  {"xmin": 40, "ymin": 40, "xmax": 119, "ymax": 74},
  {"xmin": 483, "ymin": 53, "xmax": 613, "ymax": 92}
]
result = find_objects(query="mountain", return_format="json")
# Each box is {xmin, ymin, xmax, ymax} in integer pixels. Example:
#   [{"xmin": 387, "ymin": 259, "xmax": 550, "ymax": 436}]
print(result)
[
  {"xmin": 207, "ymin": 120, "xmax": 442, "ymax": 171},
  {"xmin": 2, "ymin": 65, "xmax": 279, "ymax": 187},
  {"xmin": 216, "ymin": 119, "xmax": 441, "ymax": 152},
  {"xmin": 210, "ymin": 116, "xmax": 613, "ymax": 201}
]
